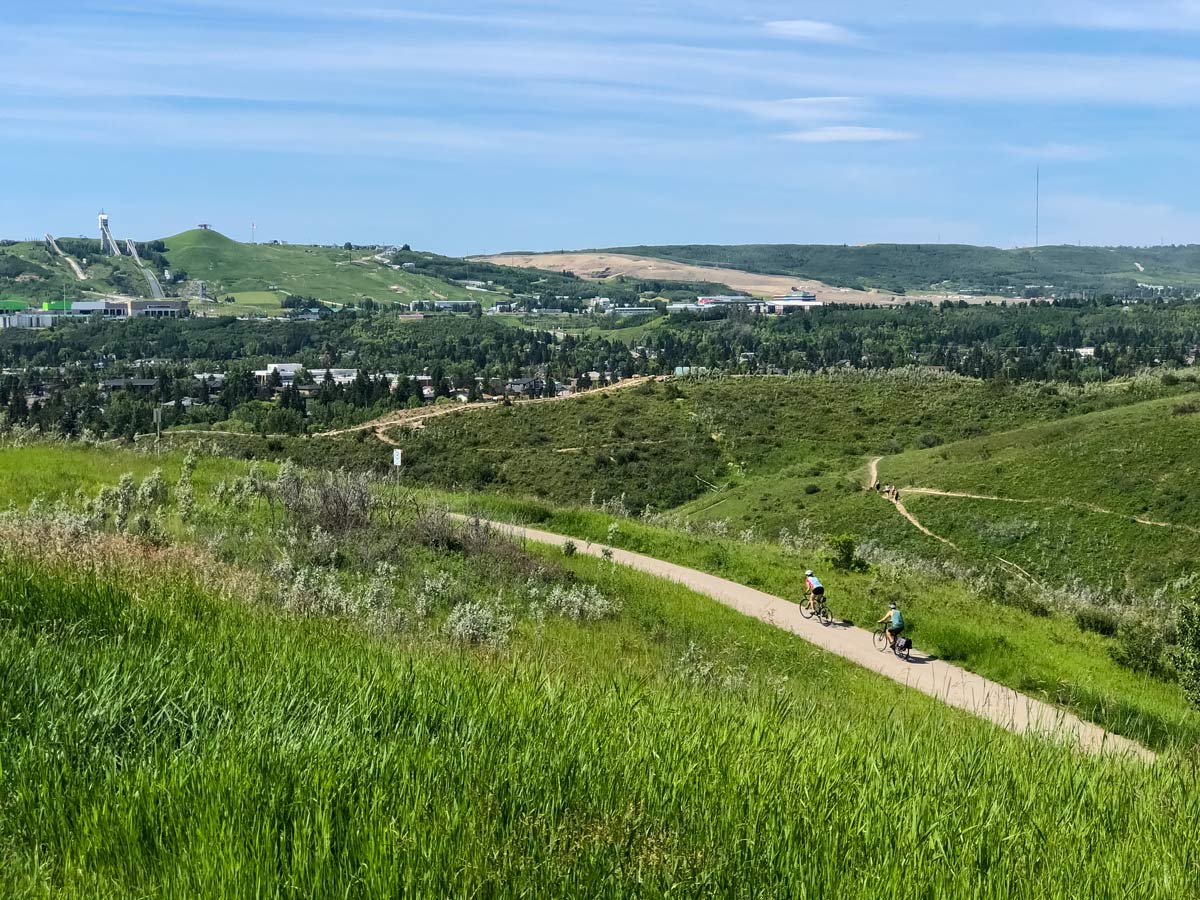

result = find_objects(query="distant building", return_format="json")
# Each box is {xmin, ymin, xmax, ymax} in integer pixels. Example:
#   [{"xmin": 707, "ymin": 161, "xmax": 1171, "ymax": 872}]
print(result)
[
  {"xmin": 433, "ymin": 300, "xmax": 480, "ymax": 313},
  {"xmin": 1, "ymin": 299, "xmax": 188, "ymax": 329},
  {"xmin": 504, "ymin": 376, "xmax": 545, "ymax": 396}
]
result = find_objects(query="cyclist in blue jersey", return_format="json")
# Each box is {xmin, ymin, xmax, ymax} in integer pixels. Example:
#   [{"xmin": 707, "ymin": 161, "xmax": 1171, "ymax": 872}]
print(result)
[
  {"xmin": 804, "ymin": 570, "xmax": 824, "ymax": 613},
  {"xmin": 878, "ymin": 601, "xmax": 905, "ymax": 647}
]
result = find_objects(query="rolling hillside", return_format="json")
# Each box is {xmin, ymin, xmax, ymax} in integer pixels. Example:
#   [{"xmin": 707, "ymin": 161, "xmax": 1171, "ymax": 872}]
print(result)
[
  {"xmin": 0, "ymin": 239, "xmax": 154, "ymax": 303},
  {"xmin": 1, "ymin": 441, "xmax": 1197, "ymax": 896},
  {"xmin": 161, "ymin": 229, "xmax": 475, "ymax": 312},
  {"xmin": 601, "ymin": 243, "xmax": 1200, "ymax": 295}
]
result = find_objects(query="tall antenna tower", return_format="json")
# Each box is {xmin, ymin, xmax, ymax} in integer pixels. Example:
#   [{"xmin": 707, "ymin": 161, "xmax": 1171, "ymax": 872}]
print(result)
[
  {"xmin": 252, "ymin": 222, "xmax": 257, "ymax": 244},
  {"xmin": 1035, "ymin": 166, "xmax": 1040, "ymax": 249}
]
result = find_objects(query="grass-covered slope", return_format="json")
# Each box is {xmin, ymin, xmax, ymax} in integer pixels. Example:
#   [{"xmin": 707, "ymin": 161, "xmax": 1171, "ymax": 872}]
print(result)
[
  {"xmin": 161, "ymin": 229, "xmax": 474, "ymax": 311},
  {"xmin": 2, "ymin": 523, "xmax": 1198, "ymax": 896},
  {"xmin": 0, "ymin": 240, "xmax": 153, "ymax": 302},
  {"xmin": 389, "ymin": 372, "xmax": 1179, "ymax": 514},
  {"xmin": 604, "ymin": 242, "xmax": 1200, "ymax": 294}
]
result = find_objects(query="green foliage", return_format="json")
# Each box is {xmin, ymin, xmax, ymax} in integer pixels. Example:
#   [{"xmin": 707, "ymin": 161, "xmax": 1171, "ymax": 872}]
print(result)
[
  {"xmin": 1176, "ymin": 599, "xmax": 1200, "ymax": 708},
  {"xmin": 1074, "ymin": 606, "xmax": 1120, "ymax": 637},
  {"xmin": 826, "ymin": 533, "xmax": 863, "ymax": 572},
  {"xmin": 1110, "ymin": 618, "xmax": 1171, "ymax": 678}
]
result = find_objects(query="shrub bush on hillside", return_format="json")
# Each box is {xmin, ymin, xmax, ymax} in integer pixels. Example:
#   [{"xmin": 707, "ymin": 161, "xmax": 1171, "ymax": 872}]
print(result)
[
  {"xmin": 443, "ymin": 600, "xmax": 513, "ymax": 646},
  {"xmin": 827, "ymin": 533, "xmax": 868, "ymax": 572},
  {"xmin": 1074, "ymin": 606, "xmax": 1120, "ymax": 638},
  {"xmin": 1173, "ymin": 599, "xmax": 1200, "ymax": 708},
  {"xmin": 1109, "ymin": 618, "xmax": 1171, "ymax": 678}
]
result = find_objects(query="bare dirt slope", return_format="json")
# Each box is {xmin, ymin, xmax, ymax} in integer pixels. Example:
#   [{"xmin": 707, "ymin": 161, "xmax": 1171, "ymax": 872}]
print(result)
[
  {"xmin": 475, "ymin": 252, "xmax": 1011, "ymax": 304},
  {"xmin": 472, "ymin": 515, "xmax": 1152, "ymax": 761}
]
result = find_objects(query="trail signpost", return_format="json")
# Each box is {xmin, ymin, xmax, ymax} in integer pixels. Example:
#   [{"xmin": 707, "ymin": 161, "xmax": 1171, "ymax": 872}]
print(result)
[{"xmin": 392, "ymin": 449, "xmax": 402, "ymax": 468}]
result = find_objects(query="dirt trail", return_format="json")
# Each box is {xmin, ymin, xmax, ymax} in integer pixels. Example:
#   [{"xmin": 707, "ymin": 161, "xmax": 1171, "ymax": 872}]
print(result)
[
  {"xmin": 868, "ymin": 457, "xmax": 1198, "ymax": 542},
  {"xmin": 470, "ymin": 515, "xmax": 1153, "ymax": 761},
  {"xmin": 901, "ymin": 487, "xmax": 1199, "ymax": 534},
  {"xmin": 866, "ymin": 458, "xmax": 959, "ymax": 549},
  {"xmin": 315, "ymin": 376, "xmax": 658, "ymax": 439}
]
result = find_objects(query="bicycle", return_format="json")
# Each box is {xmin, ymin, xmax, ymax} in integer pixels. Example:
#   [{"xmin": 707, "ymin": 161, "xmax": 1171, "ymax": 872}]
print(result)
[
  {"xmin": 873, "ymin": 624, "xmax": 911, "ymax": 661},
  {"xmin": 799, "ymin": 594, "xmax": 833, "ymax": 626}
]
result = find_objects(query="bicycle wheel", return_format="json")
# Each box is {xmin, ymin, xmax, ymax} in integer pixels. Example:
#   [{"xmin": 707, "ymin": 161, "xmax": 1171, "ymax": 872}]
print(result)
[
  {"xmin": 893, "ymin": 639, "xmax": 911, "ymax": 662},
  {"xmin": 818, "ymin": 605, "xmax": 833, "ymax": 627},
  {"xmin": 799, "ymin": 602, "xmax": 814, "ymax": 620},
  {"xmin": 872, "ymin": 627, "xmax": 888, "ymax": 651}
]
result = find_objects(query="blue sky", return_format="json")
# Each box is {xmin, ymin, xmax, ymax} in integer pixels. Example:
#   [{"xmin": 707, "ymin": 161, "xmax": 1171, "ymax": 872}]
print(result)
[{"xmin": 4, "ymin": 1, "xmax": 1200, "ymax": 254}]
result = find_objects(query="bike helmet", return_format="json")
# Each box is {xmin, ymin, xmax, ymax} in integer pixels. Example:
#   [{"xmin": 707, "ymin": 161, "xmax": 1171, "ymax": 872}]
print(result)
[
  {"xmin": 805, "ymin": 570, "xmax": 813, "ymax": 576},
  {"xmin": 889, "ymin": 601, "xmax": 897, "ymax": 609}
]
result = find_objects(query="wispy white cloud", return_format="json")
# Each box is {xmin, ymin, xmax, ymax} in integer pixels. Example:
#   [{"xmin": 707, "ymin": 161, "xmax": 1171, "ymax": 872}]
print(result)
[
  {"xmin": 741, "ymin": 96, "xmax": 861, "ymax": 123},
  {"xmin": 780, "ymin": 126, "xmax": 917, "ymax": 143},
  {"xmin": 764, "ymin": 19, "xmax": 859, "ymax": 43}
]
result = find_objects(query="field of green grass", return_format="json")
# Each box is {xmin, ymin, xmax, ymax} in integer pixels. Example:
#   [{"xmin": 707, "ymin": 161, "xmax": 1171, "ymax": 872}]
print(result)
[
  {"xmin": 162, "ymin": 229, "xmax": 473, "ymax": 308},
  {"xmin": 1, "ymin": 440, "xmax": 1198, "ymax": 895}
]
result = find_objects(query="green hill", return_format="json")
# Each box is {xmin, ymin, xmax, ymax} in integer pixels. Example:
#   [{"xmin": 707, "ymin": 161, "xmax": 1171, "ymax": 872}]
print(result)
[
  {"xmin": 161, "ymin": 229, "xmax": 475, "ymax": 312},
  {"xmin": 601, "ymin": 242, "xmax": 1200, "ymax": 295},
  {"xmin": 1, "ymin": 441, "xmax": 1197, "ymax": 895}
]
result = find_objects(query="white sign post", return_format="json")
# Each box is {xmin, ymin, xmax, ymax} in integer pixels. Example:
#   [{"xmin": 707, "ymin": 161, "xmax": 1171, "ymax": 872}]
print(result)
[{"xmin": 392, "ymin": 449, "xmax": 403, "ymax": 468}]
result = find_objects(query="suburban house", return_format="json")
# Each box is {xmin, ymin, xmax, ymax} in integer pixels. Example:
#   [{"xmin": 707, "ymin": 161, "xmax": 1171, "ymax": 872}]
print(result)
[{"xmin": 504, "ymin": 376, "xmax": 545, "ymax": 396}]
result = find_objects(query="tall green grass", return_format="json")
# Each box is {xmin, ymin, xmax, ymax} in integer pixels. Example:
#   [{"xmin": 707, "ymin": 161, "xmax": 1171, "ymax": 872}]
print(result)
[{"xmin": 1, "ymin": 558, "xmax": 1197, "ymax": 897}]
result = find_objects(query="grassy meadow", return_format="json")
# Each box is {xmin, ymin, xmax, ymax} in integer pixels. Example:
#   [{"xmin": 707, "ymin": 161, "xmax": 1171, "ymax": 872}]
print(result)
[
  {"xmin": 161, "ymin": 229, "xmax": 475, "ymax": 308},
  {"xmin": 1, "ymin": 439, "xmax": 1198, "ymax": 896}
]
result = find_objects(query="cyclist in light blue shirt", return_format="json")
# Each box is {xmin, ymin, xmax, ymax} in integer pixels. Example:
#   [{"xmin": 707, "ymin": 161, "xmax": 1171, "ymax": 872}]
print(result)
[
  {"xmin": 804, "ymin": 570, "xmax": 824, "ymax": 613},
  {"xmin": 878, "ymin": 601, "xmax": 904, "ymax": 647}
]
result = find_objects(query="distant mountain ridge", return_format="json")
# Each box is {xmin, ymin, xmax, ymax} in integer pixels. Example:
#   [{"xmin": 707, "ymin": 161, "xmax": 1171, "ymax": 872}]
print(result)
[{"xmin": 597, "ymin": 243, "xmax": 1200, "ymax": 296}]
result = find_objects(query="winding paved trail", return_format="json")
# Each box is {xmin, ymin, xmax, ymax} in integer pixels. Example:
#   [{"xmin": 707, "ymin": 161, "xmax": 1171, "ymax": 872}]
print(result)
[{"xmin": 474, "ymin": 516, "xmax": 1153, "ymax": 761}]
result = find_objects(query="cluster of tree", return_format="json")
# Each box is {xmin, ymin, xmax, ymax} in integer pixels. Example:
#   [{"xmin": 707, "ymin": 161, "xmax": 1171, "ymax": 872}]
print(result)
[
  {"xmin": 641, "ymin": 299, "xmax": 1200, "ymax": 382},
  {"xmin": 280, "ymin": 294, "xmax": 328, "ymax": 310},
  {"xmin": 5, "ymin": 298, "xmax": 1200, "ymax": 441}
]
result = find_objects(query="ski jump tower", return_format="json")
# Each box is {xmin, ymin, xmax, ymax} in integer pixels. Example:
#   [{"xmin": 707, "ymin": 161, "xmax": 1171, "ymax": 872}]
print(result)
[{"xmin": 98, "ymin": 213, "xmax": 122, "ymax": 256}]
